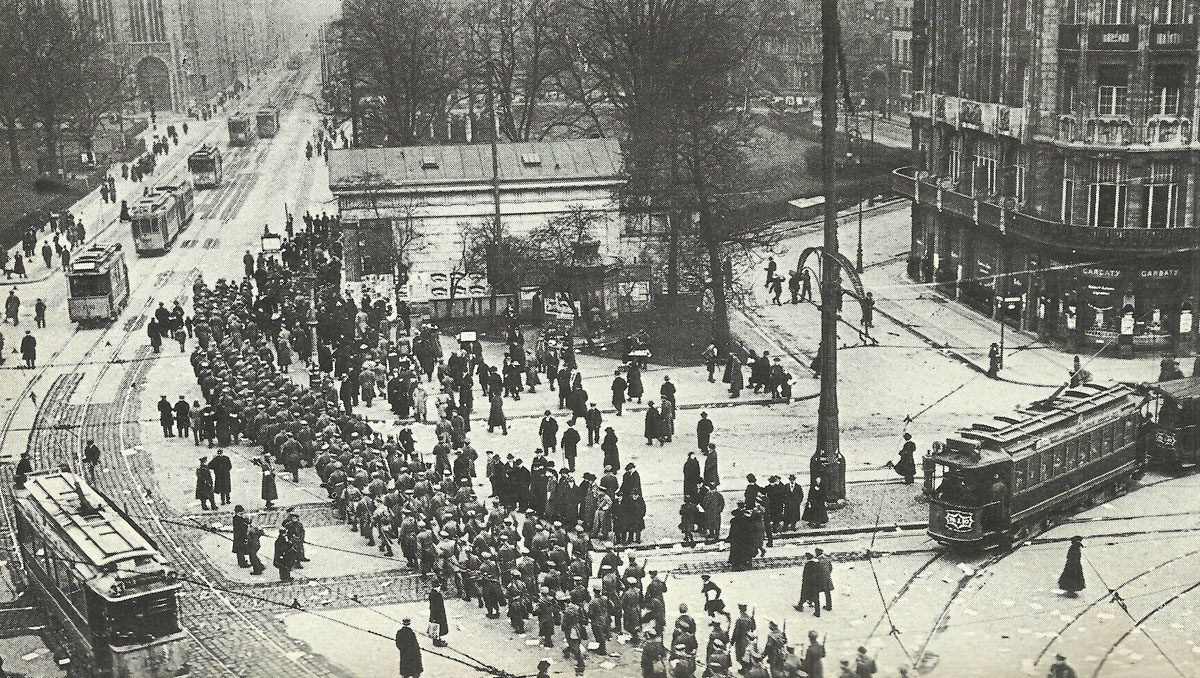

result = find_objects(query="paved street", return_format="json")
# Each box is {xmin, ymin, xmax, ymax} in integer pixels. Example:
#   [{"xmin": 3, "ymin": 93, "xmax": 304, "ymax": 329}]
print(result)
[{"xmin": 0, "ymin": 55, "xmax": 1197, "ymax": 678}]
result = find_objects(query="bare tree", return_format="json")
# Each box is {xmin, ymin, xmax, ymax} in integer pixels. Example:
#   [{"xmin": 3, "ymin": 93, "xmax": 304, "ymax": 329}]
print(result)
[
  {"xmin": 0, "ymin": 0, "xmax": 27, "ymax": 174},
  {"xmin": 338, "ymin": 0, "xmax": 463, "ymax": 145},
  {"xmin": 12, "ymin": 0, "xmax": 125, "ymax": 174},
  {"xmin": 462, "ymin": 0, "xmax": 567, "ymax": 142}
]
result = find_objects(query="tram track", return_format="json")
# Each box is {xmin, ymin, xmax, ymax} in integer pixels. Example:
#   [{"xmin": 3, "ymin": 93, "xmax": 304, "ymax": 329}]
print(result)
[
  {"xmin": 1035, "ymin": 545, "xmax": 1200, "ymax": 667},
  {"xmin": 0, "ymin": 65, "xmax": 321, "ymax": 678}
]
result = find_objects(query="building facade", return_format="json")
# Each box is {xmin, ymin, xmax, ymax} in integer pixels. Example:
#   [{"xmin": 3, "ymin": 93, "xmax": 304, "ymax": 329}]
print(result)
[
  {"xmin": 891, "ymin": 0, "xmax": 914, "ymax": 112},
  {"xmin": 73, "ymin": 0, "xmax": 293, "ymax": 113},
  {"xmin": 327, "ymin": 138, "xmax": 632, "ymax": 303},
  {"xmin": 895, "ymin": 0, "xmax": 1200, "ymax": 356}
]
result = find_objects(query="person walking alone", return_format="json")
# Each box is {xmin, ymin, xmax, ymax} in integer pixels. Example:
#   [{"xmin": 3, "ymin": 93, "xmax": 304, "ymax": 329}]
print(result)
[
  {"xmin": 195, "ymin": 457, "xmax": 216, "ymax": 510},
  {"xmin": 20, "ymin": 330, "xmax": 36, "ymax": 368},
  {"xmin": 1058, "ymin": 536, "xmax": 1085, "ymax": 596},
  {"xmin": 396, "ymin": 618, "xmax": 424, "ymax": 678}
]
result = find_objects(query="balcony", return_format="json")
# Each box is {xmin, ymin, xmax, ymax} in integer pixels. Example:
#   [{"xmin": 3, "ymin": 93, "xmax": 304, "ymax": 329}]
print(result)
[
  {"xmin": 1088, "ymin": 24, "xmax": 1139, "ymax": 50},
  {"xmin": 1151, "ymin": 24, "xmax": 1196, "ymax": 50},
  {"xmin": 893, "ymin": 166, "xmax": 1200, "ymax": 254}
]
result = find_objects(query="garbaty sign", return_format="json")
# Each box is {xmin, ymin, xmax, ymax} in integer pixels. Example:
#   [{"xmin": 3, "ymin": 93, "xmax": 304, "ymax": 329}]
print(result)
[{"xmin": 1139, "ymin": 268, "xmax": 1181, "ymax": 279}]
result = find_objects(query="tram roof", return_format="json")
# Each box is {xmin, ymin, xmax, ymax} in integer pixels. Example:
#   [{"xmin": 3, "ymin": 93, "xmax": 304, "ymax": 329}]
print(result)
[
  {"xmin": 190, "ymin": 144, "xmax": 220, "ymax": 159},
  {"xmin": 1147, "ymin": 376, "xmax": 1200, "ymax": 403},
  {"xmin": 948, "ymin": 382, "xmax": 1135, "ymax": 451},
  {"xmin": 67, "ymin": 243, "xmax": 122, "ymax": 274},
  {"xmin": 20, "ymin": 471, "xmax": 160, "ymax": 569}
]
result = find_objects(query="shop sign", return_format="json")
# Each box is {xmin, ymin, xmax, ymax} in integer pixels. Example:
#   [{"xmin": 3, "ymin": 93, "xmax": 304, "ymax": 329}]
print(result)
[
  {"xmin": 1088, "ymin": 24, "xmax": 1138, "ymax": 50},
  {"xmin": 1121, "ymin": 312, "xmax": 1135, "ymax": 335},
  {"xmin": 1083, "ymin": 267, "xmax": 1122, "ymax": 279},
  {"xmin": 1139, "ymin": 268, "xmax": 1180, "ymax": 279},
  {"xmin": 1181, "ymin": 307, "xmax": 1193, "ymax": 335}
]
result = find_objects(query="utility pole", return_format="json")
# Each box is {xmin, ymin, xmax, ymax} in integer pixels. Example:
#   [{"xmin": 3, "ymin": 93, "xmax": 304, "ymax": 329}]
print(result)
[
  {"xmin": 816, "ymin": 0, "xmax": 845, "ymax": 501},
  {"xmin": 486, "ymin": 59, "xmax": 505, "ymax": 314}
]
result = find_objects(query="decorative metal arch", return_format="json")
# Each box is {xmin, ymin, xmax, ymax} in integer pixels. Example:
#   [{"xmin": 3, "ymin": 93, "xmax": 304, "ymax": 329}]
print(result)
[{"xmin": 797, "ymin": 246, "xmax": 871, "ymax": 315}]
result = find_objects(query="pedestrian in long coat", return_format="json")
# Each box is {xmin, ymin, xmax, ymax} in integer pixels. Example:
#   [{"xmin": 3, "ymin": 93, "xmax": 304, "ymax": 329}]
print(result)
[
  {"xmin": 488, "ymin": 392, "xmax": 507, "ymax": 434},
  {"xmin": 195, "ymin": 458, "xmax": 216, "ymax": 510},
  {"xmin": 20, "ymin": 331, "xmax": 36, "ymax": 368},
  {"xmin": 273, "ymin": 531, "xmax": 294, "ymax": 581},
  {"xmin": 895, "ymin": 433, "xmax": 917, "ymax": 484},
  {"xmin": 627, "ymin": 363, "xmax": 644, "ymax": 403},
  {"xmin": 683, "ymin": 453, "xmax": 701, "ymax": 500},
  {"xmin": 428, "ymin": 586, "xmax": 449, "ymax": 646},
  {"xmin": 726, "ymin": 509, "xmax": 754, "ymax": 570},
  {"xmin": 726, "ymin": 355, "xmax": 743, "ymax": 397},
  {"xmin": 209, "ymin": 449, "xmax": 232, "ymax": 504},
  {"xmin": 703, "ymin": 446, "xmax": 720, "ymax": 487},
  {"xmin": 802, "ymin": 478, "xmax": 828, "ymax": 527},
  {"xmin": 601, "ymin": 428, "xmax": 620, "ymax": 470},
  {"xmin": 1058, "ymin": 536, "xmax": 1085, "ymax": 595},
  {"xmin": 395, "ymin": 618, "xmax": 424, "ymax": 678},
  {"xmin": 276, "ymin": 339, "xmax": 292, "ymax": 371},
  {"xmin": 232, "ymin": 506, "xmax": 250, "ymax": 567},
  {"xmin": 697, "ymin": 412, "xmax": 713, "ymax": 452},
  {"xmin": 260, "ymin": 453, "xmax": 279, "ymax": 508},
  {"xmin": 701, "ymin": 485, "xmax": 725, "ymax": 538},
  {"xmin": 644, "ymin": 402, "xmax": 663, "ymax": 445},
  {"xmin": 659, "ymin": 398, "xmax": 675, "ymax": 441}
]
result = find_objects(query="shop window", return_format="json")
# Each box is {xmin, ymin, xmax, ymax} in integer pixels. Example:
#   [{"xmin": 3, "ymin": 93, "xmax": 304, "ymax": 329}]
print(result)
[
  {"xmin": 1151, "ymin": 65, "xmax": 1185, "ymax": 115},
  {"xmin": 1101, "ymin": 0, "xmax": 1130, "ymax": 23},
  {"xmin": 1060, "ymin": 63, "xmax": 1077, "ymax": 113},
  {"xmin": 1144, "ymin": 163, "xmax": 1179, "ymax": 228},
  {"xmin": 1096, "ymin": 65, "xmax": 1129, "ymax": 116},
  {"xmin": 1154, "ymin": 0, "xmax": 1186, "ymax": 23},
  {"xmin": 1088, "ymin": 160, "xmax": 1126, "ymax": 228}
]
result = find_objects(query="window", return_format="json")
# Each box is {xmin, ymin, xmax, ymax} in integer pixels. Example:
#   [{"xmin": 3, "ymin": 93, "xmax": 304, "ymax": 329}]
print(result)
[
  {"xmin": 1014, "ymin": 460, "xmax": 1027, "ymax": 490},
  {"xmin": 1154, "ymin": 0, "xmax": 1185, "ymax": 23},
  {"xmin": 1060, "ymin": 63, "xmax": 1077, "ymax": 113},
  {"xmin": 1063, "ymin": 0, "xmax": 1078, "ymax": 22},
  {"xmin": 1013, "ymin": 152, "xmax": 1027, "ymax": 203},
  {"xmin": 1062, "ymin": 177, "xmax": 1075, "ymax": 223},
  {"xmin": 1088, "ymin": 160, "xmax": 1127, "ymax": 228},
  {"xmin": 1144, "ymin": 162, "xmax": 1179, "ymax": 228},
  {"xmin": 948, "ymin": 135, "xmax": 963, "ymax": 179},
  {"xmin": 1152, "ymin": 64, "xmax": 1185, "ymax": 115},
  {"xmin": 1097, "ymin": 65, "xmax": 1129, "ymax": 115},
  {"xmin": 1029, "ymin": 452, "xmax": 1042, "ymax": 485},
  {"xmin": 128, "ymin": 0, "xmax": 147, "ymax": 42},
  {"xmin": 973, "ymin": 139, "xmax": 999, "ymax": 194},
  {"xmin": 1101, "ymin": 0, "xmax": 1129, "ymax": 23}
]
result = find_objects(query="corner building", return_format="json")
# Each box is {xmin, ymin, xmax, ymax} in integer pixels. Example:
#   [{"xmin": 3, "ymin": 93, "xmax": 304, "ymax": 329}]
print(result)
[{"xmin": 894, "ymin": 0, "xmax": 1200, "ymax": 356}]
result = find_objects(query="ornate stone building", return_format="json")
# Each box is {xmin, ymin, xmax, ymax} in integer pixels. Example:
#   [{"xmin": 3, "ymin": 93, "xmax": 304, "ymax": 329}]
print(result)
[
  {"xmin": 73, "ymin": 0, "xmax": 294, "ymax": 113},
  {"xmin": 895, "ymin": 0, "xmax": 1200, "ymax": 355}
]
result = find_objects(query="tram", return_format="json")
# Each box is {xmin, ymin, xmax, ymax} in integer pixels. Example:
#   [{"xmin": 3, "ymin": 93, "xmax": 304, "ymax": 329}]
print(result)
[
  {"xmin": 66, "ymin": 244, "xmax": 130, "ymax": 323},
  {"xmin": 926, "ymin": 382, "xmax": 1145, "ymax": 549},
  {"xmin": 256, "ymin": 106, "xmax": 280, "ymax": 138},
  {"xmin": 227, "ymin": 113, "xmax": 255, "ymax": 146},
  {"xmin": 129, "ymin": 181, "xmax": 195, "ymax": 255},
  {"xmin": 1140, "ymin": 376, "xmax": 1200, "ymax": 469},
  {"xmin": 187, "ymin": 144, "xmax": 222, "ymax": 188},
  {"xmin": 13, "ymin": 470, "xmax": 189, "ymax": 677}
]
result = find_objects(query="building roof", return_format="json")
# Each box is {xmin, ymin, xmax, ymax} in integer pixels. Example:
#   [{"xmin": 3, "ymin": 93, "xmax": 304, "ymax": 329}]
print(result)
[{"xmin": 328, "ymin": 138, "xmax": 624, "ymax": 192}]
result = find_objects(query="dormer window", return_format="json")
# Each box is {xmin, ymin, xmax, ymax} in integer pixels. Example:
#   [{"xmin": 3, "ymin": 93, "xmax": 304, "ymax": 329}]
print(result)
[
  {"xmin": 521, "ymin": 152, "xmax": 541, "ymax": 166},
  {"xmin": 421, "ymin": 156, "xmax": 438, "ymax": 169}
]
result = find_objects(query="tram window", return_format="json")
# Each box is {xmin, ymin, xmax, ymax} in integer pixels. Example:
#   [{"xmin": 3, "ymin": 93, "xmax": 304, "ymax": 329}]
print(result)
[
  {"xmin": 1041, "ymin": 451, "xmax": 1053, "ymax": 479},
  {"xmin": 1067, "ymin": 440, "xmax": 1080, "ymax": 468},
  {"xmin": 106, "ymin": 595, "xmax": 180, "ymax": 644},
  {"xmin": 1014, "ymin": 460, "xmax": 1027, "ymax": 490},
  {"xmin": 69, "ymin": 274, "xmax": 112, "ymax": 298},
  {"xmin": 1081, "ymin": 434, "xmax": 1093, "ymax": 463},
  {"xmin": 1029, "ymin": 454, "xmax": 1042, "ymax": 485}
]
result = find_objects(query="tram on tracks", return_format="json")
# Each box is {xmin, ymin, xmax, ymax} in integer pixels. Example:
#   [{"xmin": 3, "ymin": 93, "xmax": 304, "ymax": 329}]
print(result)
[
  {"xmin": 14, "ymin": 470, "xmax": 189, "ymax": 677},
  {"xmin": 66, "ymin": 244, "xmax": 130, "ymax": 324},
  {"xmin": 227, "ymin": 113, "xmax": 255, "ymax": 146},
  {"xmin": 256, "ymin": 106, "xmax": 280, "ymax": 138},
  {"xmin": 129, "ymin": 181, "xmax": 194, "ymax": 255},
  {"xmin": 926, "ymin": 382, "xmax": 1145, "ymax": 549},
  {"xmin": 1140, "ymin": 376, "xmax": 1200, "ymax": 469},
  {"xmin": 186, "ymin": 144, "xmax": 222, "ymax": 188}
]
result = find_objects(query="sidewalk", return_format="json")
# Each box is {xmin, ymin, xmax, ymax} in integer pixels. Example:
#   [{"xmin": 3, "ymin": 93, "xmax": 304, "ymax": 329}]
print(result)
[{"xmin": 1, "ymin": 107, "xmax": 244, "ymax": 287}]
